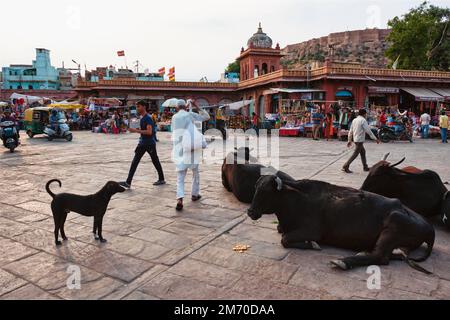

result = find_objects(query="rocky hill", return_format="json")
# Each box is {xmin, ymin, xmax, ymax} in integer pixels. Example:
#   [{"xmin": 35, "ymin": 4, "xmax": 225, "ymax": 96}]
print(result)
[{"xmin": 281, "ymin": 28, "xmax": 391, "ymax": 69}]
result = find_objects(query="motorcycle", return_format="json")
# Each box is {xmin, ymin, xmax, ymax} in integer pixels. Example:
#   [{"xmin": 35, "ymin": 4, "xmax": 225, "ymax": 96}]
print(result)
[
  {"xmin": 378, "ymin": 119, "xmax": 413, "ymax": 143},
  {"xmin": 0, "ymin": 121, "xmax": 20, "ymax": 152},
  {"xmin": 44, "ymin": 119, "xmax": 73, "ymax": 142}
]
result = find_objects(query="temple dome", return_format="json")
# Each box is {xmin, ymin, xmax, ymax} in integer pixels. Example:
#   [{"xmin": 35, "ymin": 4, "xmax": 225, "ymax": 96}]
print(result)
[{"xmin": 247, "ymin": 23, "xmax": 273, "ymax": 49}]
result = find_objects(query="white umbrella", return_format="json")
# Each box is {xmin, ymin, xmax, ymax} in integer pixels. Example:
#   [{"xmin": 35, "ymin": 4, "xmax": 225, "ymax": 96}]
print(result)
[{"xmin": 162, "ymin": 98, "xmax": 180, "ymax": 108}]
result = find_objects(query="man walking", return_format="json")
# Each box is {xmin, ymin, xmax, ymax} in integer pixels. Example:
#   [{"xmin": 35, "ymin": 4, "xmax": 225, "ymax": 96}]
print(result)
[
  {"xmin": 420, "ymin": 111, "xmax": 431, "ymax": 139},
  {"xmin": 120, "ymin": 101, "xmax": 165, "ymax": 189},
  {"xmin": 172, "ymin": 99, "xmax": 210, "ymax": 211},
  {"xmin": 311, "ymin": 108, "xmax": 324, "ymax": 140},
  {"xmin": 439, "ymin": 110, "xmax": 449, "ymax": 143},
  {"xmin": 342, "ymin": 109, "xmax": 380, "ymax": 173}
]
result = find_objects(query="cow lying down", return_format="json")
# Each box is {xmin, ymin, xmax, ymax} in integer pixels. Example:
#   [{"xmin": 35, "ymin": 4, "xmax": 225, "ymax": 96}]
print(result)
[
  {"xmin": 248, "ymin": 175, "xmax": 435, "ymax": 273},
  {"xmin": 361, "ymin": 153, "xmax": 450, "ymax": 228},
  {"xmin": 222, "ymin": 147, "xmax": 295, "ymax": 204}
]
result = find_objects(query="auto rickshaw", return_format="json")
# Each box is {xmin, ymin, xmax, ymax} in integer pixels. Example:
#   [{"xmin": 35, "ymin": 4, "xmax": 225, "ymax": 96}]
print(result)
[{"xmin": 24, "ymin": 107, "xmax": 51, "ymax": 138}]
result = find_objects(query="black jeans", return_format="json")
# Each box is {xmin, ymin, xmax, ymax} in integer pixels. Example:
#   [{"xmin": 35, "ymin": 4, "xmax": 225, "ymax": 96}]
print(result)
[
  {"xmin": 343, "ymin": 142, "xmax": 368, "ymax": 169},
  {"xmin": 126, "ymin": 144, "xmax": 165, "ymax": 185}
]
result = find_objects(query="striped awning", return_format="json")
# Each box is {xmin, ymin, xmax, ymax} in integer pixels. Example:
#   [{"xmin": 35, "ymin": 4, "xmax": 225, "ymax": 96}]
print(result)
[{"xmin": 430, "ymin": 88, "xmax": 450, "ymax": 99}]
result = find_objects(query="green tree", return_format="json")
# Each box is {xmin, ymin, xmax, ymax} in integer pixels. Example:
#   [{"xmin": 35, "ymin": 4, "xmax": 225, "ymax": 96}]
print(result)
[
  {"xmin": 225, "ymin": 60, "xmax": 240, "ymax": 74},
  {"xmin": 386, "ymin": 1, "xmax": 450, "ymax": 71}
]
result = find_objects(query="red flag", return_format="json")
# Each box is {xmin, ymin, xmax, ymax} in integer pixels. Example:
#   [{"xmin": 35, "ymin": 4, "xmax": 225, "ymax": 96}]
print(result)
[
  {"xmin": 158, "ymin": 67, "xmax": 166, "ymax": 75},
  {"xmin": 117, "ymin": 50, "xmax": 125, "ymax": 57}
]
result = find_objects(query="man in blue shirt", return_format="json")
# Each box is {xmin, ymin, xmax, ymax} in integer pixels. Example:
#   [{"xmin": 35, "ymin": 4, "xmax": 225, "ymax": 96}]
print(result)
[
  {"xmin": 120, "ymin": 101, "xmax": 165, "ymax": 189},
  {"xmin": 311, "ymin": 109, "xmax": 324, "ymax": 140}
]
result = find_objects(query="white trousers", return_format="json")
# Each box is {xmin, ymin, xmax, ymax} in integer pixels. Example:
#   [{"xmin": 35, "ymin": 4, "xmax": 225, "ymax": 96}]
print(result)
[{"xmin": 177, "ymin": 165, "xmax": 200, "ymax": 200}]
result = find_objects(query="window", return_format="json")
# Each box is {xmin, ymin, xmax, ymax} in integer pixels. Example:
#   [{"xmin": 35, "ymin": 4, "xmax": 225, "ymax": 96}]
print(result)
[
  {"xmin": 29, "ymin": 85, "xmax": 34, "ymax": 90},
  {"xmin": 262, "ymin": 63, "xmax": 268, "ymax": 75}
]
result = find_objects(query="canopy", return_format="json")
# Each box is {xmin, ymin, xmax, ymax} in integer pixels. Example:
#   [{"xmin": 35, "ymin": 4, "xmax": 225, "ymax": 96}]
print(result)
[
  {"xmin": 9, "ymin": 92, "xmax": 48, "ymax": 104},
  {"xmin": 400, "ymin": 88, "xmax": 444, "ymax": 102},
  {"xmin": 48, "ymin": 104, "xmax": 85, "ymax": 110},
  {"xmin": 162, "ymin": 98, "xmax": 180, "ymax": 108},
  {"xmin": 430, "ymin": 88, "xmax": 450, "ymax": 100},
  {"xmin": 335, "ymin": 90, "xmax": 353, "ymax": 98},
  {"xmin": 0, "ymin": 102, "xmax": 9, "ymax": 107},
  {"xmin": 227, "ymin": 99, "xmax": 254, "ymax": 110}
]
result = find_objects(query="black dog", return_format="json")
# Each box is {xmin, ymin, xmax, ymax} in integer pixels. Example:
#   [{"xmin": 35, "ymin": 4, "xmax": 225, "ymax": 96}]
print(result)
[{"xmin": 46, "ymin": 179, "xmax": 125, "ymax": 246}]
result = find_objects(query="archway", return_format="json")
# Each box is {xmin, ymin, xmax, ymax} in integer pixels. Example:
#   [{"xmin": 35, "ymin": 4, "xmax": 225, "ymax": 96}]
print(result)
[{"xmin": 262, "ymin": 63, "xmax": 268, "ymax": 75}]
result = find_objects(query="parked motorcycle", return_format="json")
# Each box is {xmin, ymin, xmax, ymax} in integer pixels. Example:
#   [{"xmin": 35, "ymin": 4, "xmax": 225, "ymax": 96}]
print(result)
[
  {"xmin": 0, "ymin": 121, "xmax": 20, "ymax": 152},
  {"xmin": 44, "ymin": 119, "xmax": 73, "ymax": 142},
  {"xmin": 378, "ymin": 120, "xmax": 413, "ymax": 143}
]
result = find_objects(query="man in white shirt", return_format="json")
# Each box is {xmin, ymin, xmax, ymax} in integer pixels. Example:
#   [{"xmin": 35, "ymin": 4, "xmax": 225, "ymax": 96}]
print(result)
[
  {"xmin": 172, "ymin": 99, "xmax": 210, "ymax": 211},
  {"xmin": 420, "ymin": 112, "xmax": 431, "ymax": 139},
  {"xmin": 342, "ymin": 109, "xmax": 380, "ymax": 173}
]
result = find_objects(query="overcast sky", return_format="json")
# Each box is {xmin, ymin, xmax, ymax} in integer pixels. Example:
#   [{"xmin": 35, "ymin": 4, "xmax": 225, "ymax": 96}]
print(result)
[{"xmin": 1, "ymin": 0, "xmax": 448, "ymax": 81}]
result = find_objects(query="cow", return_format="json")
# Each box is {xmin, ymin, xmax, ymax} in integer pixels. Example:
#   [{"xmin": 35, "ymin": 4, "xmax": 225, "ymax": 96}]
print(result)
[
  {"xmin": 247, "ymin": 175, "xmax": 435, "ymax": 273},
  {"xmin": 222, "ymin": 147, "xmax": 295, "ymax": 204},
  {"xmin": 361, "ymin": 153, "xmax": 450, "ymax": 228}
]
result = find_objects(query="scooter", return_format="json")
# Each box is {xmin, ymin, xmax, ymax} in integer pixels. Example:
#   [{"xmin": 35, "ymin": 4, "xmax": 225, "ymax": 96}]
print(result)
[
  {"xmin": 378, "ymin": 120, "xmax": 413, "ymax": 143},
  {"xmin": 0, "ymin": 121, "xmax": 20, "ymax": 153},
  {"xmin": 44, "ymin": 119, "xmax": 73, "ymax": 142}
]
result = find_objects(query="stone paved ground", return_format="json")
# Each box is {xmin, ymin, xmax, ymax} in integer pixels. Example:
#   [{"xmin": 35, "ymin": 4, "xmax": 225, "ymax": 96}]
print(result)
[{"xmin": 0, "ymin": 131, "xmax": 449, "ymax": 300}]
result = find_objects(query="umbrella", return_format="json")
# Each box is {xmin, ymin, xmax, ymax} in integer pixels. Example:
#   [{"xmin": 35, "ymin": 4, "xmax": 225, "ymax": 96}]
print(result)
[{"xmin": 162, "ymin": 98, "xmax": 180, "ymax": 108}]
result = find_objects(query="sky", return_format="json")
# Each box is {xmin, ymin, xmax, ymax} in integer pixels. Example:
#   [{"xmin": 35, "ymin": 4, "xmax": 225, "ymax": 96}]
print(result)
[{"xmin": 1, "ymin": 0, "xmax": 448, "ymax": 81}]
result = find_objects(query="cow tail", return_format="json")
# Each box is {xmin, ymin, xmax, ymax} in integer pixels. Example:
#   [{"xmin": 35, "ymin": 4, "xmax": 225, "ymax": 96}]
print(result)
[
  {"xmin": 401, "ymin": 228, "xmax": 434, "ymax": 275},
  {"xmin": 46, "ymin": 179, "xmax": 62, "ymax": 199}
]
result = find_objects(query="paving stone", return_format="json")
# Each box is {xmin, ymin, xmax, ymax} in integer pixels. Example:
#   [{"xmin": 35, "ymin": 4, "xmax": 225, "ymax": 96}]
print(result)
[
  {"xmin": 130, "ymin": 228, "xmax": 197, "ymax": 250},
  {"xmin": 191, "ymin": 245, "xmax": 298, "ymax": 284},
  {"xmin": 0, "ymin": 237, "xmax": 38, "ymax": 266},
  {"xmin": 80, "ymin": 250, "xmax": 153, "ymax": 283},
  {"xmin": 1, "ymin": 283, "xmax": 59, "ymax": 300},
  {"xmin": 0, "ymin": 269, "xmax": 27, "ymax": 297},
  {"xmin": 168, "ymin": 258, "xmax": 242, "ymax": 288}
]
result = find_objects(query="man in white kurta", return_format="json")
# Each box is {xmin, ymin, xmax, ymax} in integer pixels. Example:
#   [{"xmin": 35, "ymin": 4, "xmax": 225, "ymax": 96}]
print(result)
[{"xmin": 172, "ymin": 99, "xmax": 210, "ymax": 211}]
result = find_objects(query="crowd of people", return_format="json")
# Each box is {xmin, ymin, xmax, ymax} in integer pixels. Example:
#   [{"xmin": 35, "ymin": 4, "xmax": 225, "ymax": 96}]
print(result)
[{"xmin": 307, "ymin": 104, "xmax": 449, "ymax": 143}]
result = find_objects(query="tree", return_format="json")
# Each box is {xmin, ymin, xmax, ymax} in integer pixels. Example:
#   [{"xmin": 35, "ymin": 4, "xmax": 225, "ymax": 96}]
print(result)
[
  {"xmin": 225, "ymin": 60, "xmax": 240, "ymax": 74},
  {"xmin": 385, "ymin": 1, "xmax": 450, "ymax": 71}
]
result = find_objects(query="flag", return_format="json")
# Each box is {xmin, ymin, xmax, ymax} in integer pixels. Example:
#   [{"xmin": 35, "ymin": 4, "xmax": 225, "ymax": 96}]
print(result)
[
  {"xmin": 168, "ymin": 67, "xmax": 175, "ymax": 82},
  {"xmin": 117, "ymin": 50, "xmax": 125, "ymax": 57},
  {"xmin": 158, "ymin": 67, "xmax": 166, "ymax": 75},
  {"xmin": 392, "ymin": 55, "xmax": 400, "ymax": 70}
]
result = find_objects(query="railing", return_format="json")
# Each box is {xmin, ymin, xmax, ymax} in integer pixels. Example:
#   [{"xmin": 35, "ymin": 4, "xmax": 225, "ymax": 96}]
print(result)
[{"xmin": 77, "ymin": 79, "xmax": 238, "ymax": 89}]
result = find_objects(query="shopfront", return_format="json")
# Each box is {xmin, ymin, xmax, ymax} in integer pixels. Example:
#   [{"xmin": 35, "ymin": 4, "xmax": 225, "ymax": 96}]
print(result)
[
  {"xmin": 367, "ymin": 86, "xmax": 399, "ymax": 107},
  {"xmin": 400, "ymin": 88, "xmax": 444, "ymax": 114}
]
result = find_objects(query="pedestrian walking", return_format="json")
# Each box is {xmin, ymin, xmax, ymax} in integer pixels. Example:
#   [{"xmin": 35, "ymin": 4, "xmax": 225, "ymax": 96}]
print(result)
[
  {"xmin": 119, "ymin": 101, "xmax": 165, "ymax": 189},
  {"xmin": 311, "ymin": 108, "xmax": 324, "ymax": 140},
  {"xmin": 420, "ymin": 112, "xmax": 431, "ymax": 139},
  {"xmin": 172, "ymin": 99, "xmax": 210, "ymax": 211},
  {"xmin": 251, "ymin": 112, "xmax": 260, "ymax": 136},
  {"xmin": 342, "ymin": 109, "xmax": 380, "ymax": 173},
  {"xmin": 439, "ymin": 111, "xmax": 449, "ymax": 143}
]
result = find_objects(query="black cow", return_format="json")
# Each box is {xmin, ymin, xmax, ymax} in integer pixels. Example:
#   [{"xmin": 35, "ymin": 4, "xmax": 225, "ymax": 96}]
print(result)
[
  {"xmin": 248, "ymin": 175, "xmax": 435, "ymax": 272},
  {"xmin": 222, "ymin": 147, "xmax": 294, "ymax": 204},
  {"xmin": 361, "ymin": 154, "xmax": 450, "ymax": 228}
]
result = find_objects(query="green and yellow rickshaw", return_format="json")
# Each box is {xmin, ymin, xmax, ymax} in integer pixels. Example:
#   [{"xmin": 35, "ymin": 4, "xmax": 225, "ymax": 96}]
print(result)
[
  {"xmin": 24, "ymin": 104, "xmax": 84, "ymax": 138},
  {"xmin": 24, "ymin": 107, "xmax": 52, "ymax": 138}
]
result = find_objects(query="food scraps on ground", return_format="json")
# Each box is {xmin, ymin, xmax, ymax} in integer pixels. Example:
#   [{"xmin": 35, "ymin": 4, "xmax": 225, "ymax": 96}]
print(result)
[{"xmin": 233, "ymin": 244, "xmax": 251, "ymax": 253}]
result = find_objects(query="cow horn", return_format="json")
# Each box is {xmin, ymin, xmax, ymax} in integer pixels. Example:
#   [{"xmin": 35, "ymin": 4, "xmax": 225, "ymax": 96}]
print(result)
[
  {"xmin": 275, "ymin": 176, "xmax": 283, "ymax": 191},
  {"xmin": 382, "ymin": 153, "xmax": 390, "ymax": 161},
  {"xmin": 390, "ymin": 157, "xmax": 406, "ymax": 168}
]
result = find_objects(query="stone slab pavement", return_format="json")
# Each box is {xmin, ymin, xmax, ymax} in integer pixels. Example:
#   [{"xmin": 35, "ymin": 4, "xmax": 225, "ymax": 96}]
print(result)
[{"xmin": 0, "ymin": 131, "xmax": 449, "ymax": 300}]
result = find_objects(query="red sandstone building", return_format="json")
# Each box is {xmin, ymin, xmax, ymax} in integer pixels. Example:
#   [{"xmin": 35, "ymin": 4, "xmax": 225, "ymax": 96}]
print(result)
[{"xmin": 75, "ymin": 25, "xmax": 450, "ymax": 115}]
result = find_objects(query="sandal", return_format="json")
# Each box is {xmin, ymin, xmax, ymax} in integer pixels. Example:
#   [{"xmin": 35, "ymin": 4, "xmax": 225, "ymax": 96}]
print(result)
[
  {"xmin": 192, "ymin": 195, "xmax": 202, "ymax": 202},
  {"xmin": 176, "ymin": 200, "xmax": 184, "ymax": 211}
]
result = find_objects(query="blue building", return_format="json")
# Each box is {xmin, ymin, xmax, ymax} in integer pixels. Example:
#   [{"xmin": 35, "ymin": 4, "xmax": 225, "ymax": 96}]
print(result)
[{"xmin": 2, "ymin": 48, "xmax": 60, "ymax": 90}]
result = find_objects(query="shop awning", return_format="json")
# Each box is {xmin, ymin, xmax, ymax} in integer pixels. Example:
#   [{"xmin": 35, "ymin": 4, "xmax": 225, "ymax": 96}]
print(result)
[
  {"xmin": 227, "ymin": 99, "xmax": 254, "ymax": 110},
  {"xmin": 335, "ymin": 90, "xmax": 353, "ymax": 98},
  {"xmin": 400, "ymin": 88, "xmax": 444, "ymax": 102},
  {"xmin": 430, "ymin": 88, "xmax": 450, "ymax": 99}
]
